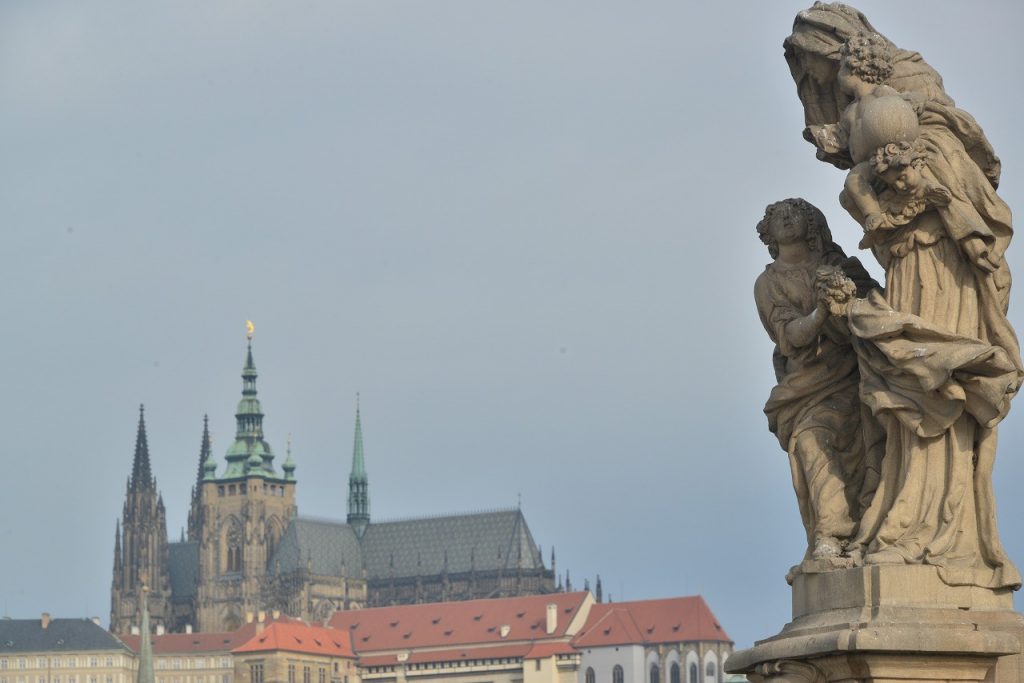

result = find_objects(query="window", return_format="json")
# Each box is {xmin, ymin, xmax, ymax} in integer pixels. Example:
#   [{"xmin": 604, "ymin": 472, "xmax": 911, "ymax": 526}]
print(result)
[
  {"xmin": 690, "ymin": 663, "xmax": 698, "ymax": 683},
  {"xmin": 195, "ymin": 660, "xmax": 205, "ymax": 671},
  {"xmin": 37, "ymin": 660, "xmax": 46, "ymax": 670},
  {"xmin": 302, "ymin": 666, "xmax": 310, "ymax": 683},
  {"xmin": 317, "ymin": 669, "xmax": 325, "ymax": 683},
  {"xmin": 651, "ymin": 664, "xmax": 661, "ymax": 683},
  {"xmin": 250, "ymin": 664, "xmax": 263, "ymax": 683},
  {"xmin": 671, "ymin": 663, "xmax": 681, "ymax": 683},
  {"xmin": 106, "ymin": 658, "xmax": 114, "ymax": 668},
  {"xmin": 90, "ymin": 659, "xmax": 98, "ymax": 668},
  {"xmin": 2, "ymin": 660, "xmax": 8, "ymax": 670},
  {"xmin": 586, "ymin": 667, "xmax": 595, "ymax": 683},
  {"xmin": 18, "ymin": 660, "xmax": 26, "ymax": 670},
  {"xmin": 222, "ymin": 676, "xmax": 230, "ymax": 683},
  {"xmin": 221, "ymin": 659, "xmax": 231, "ymax": 670},
  {"xmin": 613, "ymin": 665, "xmax": 624, "ymax": 683},
  {"xmin": 172, "ymin": 660, "xmax": 182, "ymax": 671},
  {"xmin": 705, "ymin": 662, "xmax": 717, "ymax": 682},
  {"xmin": 287, "ymin": 665, "xmax": 295, "ymax": 683},
  {"xmin": 218, "ymin": 486, "xmax": 225, "ymax": 497},
  {"xmin": 68, "ymin": 661, "xmax": 76, "ymax": 669},
  {"xmin": 228, "ymin": 484, "xmax": 236, "ymax": 495}
]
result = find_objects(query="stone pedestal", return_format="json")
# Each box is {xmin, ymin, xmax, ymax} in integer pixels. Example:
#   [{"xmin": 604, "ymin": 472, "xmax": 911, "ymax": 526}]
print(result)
[{"xmin": 726, "ymin": 566, "xmax": 1024, "ymax": 683}]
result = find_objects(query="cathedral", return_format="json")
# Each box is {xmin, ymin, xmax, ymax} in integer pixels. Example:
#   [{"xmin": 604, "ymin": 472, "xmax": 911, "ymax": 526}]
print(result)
[{"xmin": 110, "ymin": 336, "xmax": 557, "ymax": 634}]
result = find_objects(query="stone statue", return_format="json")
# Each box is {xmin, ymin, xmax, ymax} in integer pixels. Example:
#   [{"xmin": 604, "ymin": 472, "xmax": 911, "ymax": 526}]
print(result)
[
  {"xmin": 754, "ymin": 199, "xmax": 880, "ymax": 568},
  {"xmin": 731, "ymin": 6, "xmax": 1024, "ymax": 682},
  {"xmin": 759, "ymin": 2, "xmax": 1023, "ymax": 590}
]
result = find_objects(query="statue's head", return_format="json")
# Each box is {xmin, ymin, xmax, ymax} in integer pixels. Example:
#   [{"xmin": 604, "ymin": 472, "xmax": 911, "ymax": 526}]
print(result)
[
  {"xmin": 871, "ymin": 140, "xmax": 927, "ymax": 195},
  {"xmin": 839, "ymin": 32, "xmax": 894, "ymax": 86},
  {"xmin": 757, "ymin": 198, "xmax": 832, "ymax": 259}
]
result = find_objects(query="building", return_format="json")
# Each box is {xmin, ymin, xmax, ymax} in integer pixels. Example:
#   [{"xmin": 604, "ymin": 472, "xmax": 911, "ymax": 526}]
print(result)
[
  {"xmin": 112, "ymin": 335, "xmax": 556, "ymax": 634},
  {"xmin": 0, "ymin": 615, "xmax": 134, "ymax": 683},
  {"xmin": 571, "ymin": 597, "xmax": 732, "ymax": 683},
  {"xmin": 112, "ymin": 591, "xmax": 732, "ymax": 683}
]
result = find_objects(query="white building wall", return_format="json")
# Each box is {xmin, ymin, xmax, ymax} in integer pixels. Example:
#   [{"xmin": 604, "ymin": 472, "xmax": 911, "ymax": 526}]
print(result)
[{"xmin": 577, "ymin": 645, "xmax": 644, "ymax": 683}]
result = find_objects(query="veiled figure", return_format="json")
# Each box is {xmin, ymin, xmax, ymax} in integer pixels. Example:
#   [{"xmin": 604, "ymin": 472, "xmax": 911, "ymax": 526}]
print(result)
[{"xmin": 785, "ymin": 2, "xmax": 1023, "ymax": 589}]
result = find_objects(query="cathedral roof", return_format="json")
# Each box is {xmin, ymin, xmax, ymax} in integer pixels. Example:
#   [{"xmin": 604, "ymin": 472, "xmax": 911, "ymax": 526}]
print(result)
[
  {"xmin": 268, "ymin": 508, "xmax": 546, "ymax": 581},
  {"xmin": 361, "ymin": 508, "xmax": 543, "ymax": 579},
  {"xmin": 270, "ymin": 518, "xmax": 363, "ymax": 577},
  {"xmin": 0, "ymin": 618, "xmax": 129, "ymax": 654},
  {"xmin": 168, "ymin": 542, "xmax": 199, "ymax": 600}
]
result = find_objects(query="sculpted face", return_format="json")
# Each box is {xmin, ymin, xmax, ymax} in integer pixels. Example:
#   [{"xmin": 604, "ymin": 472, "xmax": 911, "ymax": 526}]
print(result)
[
  {"xmin": 769, "ymin": 209, "xmax": 808, "ymax": 247},
  {"xmin": 880, "ymin": 164, "xmax": 921, "ymax": 195}
]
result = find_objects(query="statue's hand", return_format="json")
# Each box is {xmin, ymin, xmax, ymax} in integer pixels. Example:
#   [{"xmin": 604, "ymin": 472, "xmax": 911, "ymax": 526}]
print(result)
[
  {"xmin": 864, "ymin": 213, "xmax": 887, "ymax": 232},
  {"xmin": 961, "ymin": 236, "xmax": 998, "ymax": 273}
]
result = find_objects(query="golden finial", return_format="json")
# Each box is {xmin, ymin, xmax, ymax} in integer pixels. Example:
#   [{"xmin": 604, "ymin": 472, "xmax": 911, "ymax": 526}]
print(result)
[{"xmin": 246, "ymin": 320, "xmax": 255, "ymax": 341}]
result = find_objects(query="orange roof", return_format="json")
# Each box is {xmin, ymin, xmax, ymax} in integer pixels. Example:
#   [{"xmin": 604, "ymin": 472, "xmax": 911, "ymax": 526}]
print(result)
[
  {"xmin": 233, "ymin": 622, "xmax": 355, "ymax": 658},
  {"xmin": 119, "ymin": 624, "xmax": 259, "ymax": 654},
  {"xmin": 359, "ymin": 643, "xmax": 533, "ymax": 667},
  {"xmin": 329, "ymin": 591, "xmax": 589, "ymax": 653},
  {"xmin": 571, "ymin": 596, "xmax": 731, "ymax": 647}
]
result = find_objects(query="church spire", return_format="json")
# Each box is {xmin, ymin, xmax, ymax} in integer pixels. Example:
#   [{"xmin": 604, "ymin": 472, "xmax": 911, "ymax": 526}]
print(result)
[
  {"xmin": 222, "ymin": 323, "xmax": 276, "ymax": 478},
  {"xmin": 195, "ymin": 415, "xmax": 210, "ymax": 490},
  {"xmin": 187, "ymin": 415, "xmax": 212, "ymax": 542},
  {"xmin": 347, "ymin": 394, "xmax": 370, "ymax": 537},
  {"xmin": 130, "ymin": 405, "xmax": 153, "ymax": 491}
]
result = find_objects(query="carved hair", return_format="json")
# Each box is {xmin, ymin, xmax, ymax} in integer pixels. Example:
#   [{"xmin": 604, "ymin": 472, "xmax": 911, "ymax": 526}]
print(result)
[
  {"xmin": 756, "ymin": 198, "xmax": 834, "ymax": 260},
  {"xmin": 871, "ymin": 140, "xmax": 927, "ymax": 175},
  {"xmin": 840, "ymin": 32, "xmax": 894, "ymax": 85}
]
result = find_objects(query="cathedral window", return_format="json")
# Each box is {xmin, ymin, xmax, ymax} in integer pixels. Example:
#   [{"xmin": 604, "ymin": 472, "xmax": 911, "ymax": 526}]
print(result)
[
  {"xmin": 671, "ymin": 664, "xmax": 681, "ymax": 683},
  {"xmin": 613, "ymin": 665, "xmax": 624, "ymax": 683},
  {"xmin": 651, "ymin": 664, "xmax": 661, "ymax": 683},
  {"xmin": 690, "ymin": 663, "xmax": 698, "ymax": 683},
  {"xmin": 586, "ymin": 668, "xmax": 595, "ymax": 683}
]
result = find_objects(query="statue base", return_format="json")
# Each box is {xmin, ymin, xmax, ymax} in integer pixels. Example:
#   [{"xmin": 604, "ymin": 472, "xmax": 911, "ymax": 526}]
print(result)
[{"xmin": 726, "ymin": 565, "xmax": 1024, "ymax": 683}]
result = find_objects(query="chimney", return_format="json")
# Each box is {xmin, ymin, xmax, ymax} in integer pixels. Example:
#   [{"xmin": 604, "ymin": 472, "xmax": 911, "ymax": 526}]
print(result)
[
  {"xmin": 156, "ymin": 624, "xmax": 165, "ymax": 636},
  {"xmin": 257, "ymin": 611, "xmax": 266, "ymax": 623},
  {"xmin": 245, "ymin": 612, "xmax": 254, "ymax": 624},
  {"xmin": 546, "ymin": 604, "xmax": 557, "ymax": 635},
  {"xmin": 130, "ymin": 626, "xmax": 140, "ymax": 636},
  {"xmin": 271, "ymin": 610, "xmax": 281, "ymax": 620},
  {"xmin": 185, "ymin": 625, "xmax": 193, "ymax": 634},
  {"xmin": 499, "ymin": 625, "xmax": 511, "ymax": 639},
  {"xmin": 41, "ymin": 613, "xmax": 51, "ymax": 630}
]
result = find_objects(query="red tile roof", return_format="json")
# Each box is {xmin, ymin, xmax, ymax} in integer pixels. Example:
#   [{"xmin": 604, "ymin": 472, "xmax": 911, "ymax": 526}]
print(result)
[
  {"xmin": 359, "ymin": 643, "xmax": 533, "ymax": 667},
  {"xmin": 233, "ymin": 622, "xmax": 355, "ymax": 658},
  {"xmin": 119, "ymin": 625, "xmax": 258, "ymax": 655},
  {"xmin": 571, "ymin": 596, "xmax": 731, "ymax": 647},
  {"xmin": 523, "ymin": 641, "xmax": 576, "ymax": 659},
  {"xmin": 329, "ymin": 591, "xmax": 590, "ymax": 653}
]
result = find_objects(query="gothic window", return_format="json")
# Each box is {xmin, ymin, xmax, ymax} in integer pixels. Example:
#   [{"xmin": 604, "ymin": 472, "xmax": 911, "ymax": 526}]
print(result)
[
  {"xmin": 705, "ymin": 662, "xmax": 717, "ymax": 682},
  {"xmin": 651, "ymin": 664, "xmax": 661, "ymax": 683},
  {"xmin": 671, "ymin": 663, "xmax": 681, "ymax": 683},
  {"xmin": 690, "ymin": 663, "xmax": 698, "ymax": 683},
  {"xmin": 225, "ymin": 521, "xmax": 243, "ymax": 573},
  {"xmin": 613, "ymin": 665, "xmax": 624, "ymax": 683},
  {"xmin": 586, "ymin": 668, "xmax": 595, "ymax": 683}
]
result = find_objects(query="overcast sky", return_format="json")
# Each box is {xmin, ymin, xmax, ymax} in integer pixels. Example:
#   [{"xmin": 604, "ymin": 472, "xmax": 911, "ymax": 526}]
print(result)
[{"xmin": 2, "ymin": 0, "xmax": 1023, "ymax": 650}]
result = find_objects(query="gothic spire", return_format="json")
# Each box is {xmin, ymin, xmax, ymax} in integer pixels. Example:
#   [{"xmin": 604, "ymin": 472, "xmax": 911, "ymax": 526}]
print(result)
[
  {"xmin": 130, "ymin": 405, "xmax": 154, "ymax": 491},
  {"xmin": 195, "ymin": 414, "xmax": 211, "ymax": 491},
  {"xmin": 347, "ymin": 394, "xmax": 370, "ymax": 536},
  {"xmin": 113, "ymin": 520, "xmax": 122, "ymax": 573}
]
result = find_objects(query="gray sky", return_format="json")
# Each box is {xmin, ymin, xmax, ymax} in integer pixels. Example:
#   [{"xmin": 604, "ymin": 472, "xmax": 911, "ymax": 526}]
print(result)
[{"xmin": 2, "ymin": 0, "xmax": 1023, "ymax": 649}]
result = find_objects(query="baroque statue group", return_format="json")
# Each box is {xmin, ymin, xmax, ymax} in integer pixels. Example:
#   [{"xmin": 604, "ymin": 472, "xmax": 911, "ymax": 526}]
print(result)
[{"xmin": 755, "ymin": 3, "xmax": 1022, "ymax": 592}]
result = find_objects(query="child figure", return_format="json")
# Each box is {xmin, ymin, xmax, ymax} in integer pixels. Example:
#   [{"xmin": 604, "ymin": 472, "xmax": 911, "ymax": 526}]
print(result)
[{"xmin": 806, "ymin": 33, "xmax": 920, "ymax": 233}]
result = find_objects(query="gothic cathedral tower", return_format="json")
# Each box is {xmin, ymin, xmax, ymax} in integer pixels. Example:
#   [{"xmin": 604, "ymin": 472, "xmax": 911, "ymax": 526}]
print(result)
[
  {"xmin": 194, "ymin": 333, "xmax": 297, "ymax": 632},
  {"xmin": 111, "ymin": 406, "xmax": 171, "ymax": 633}
]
